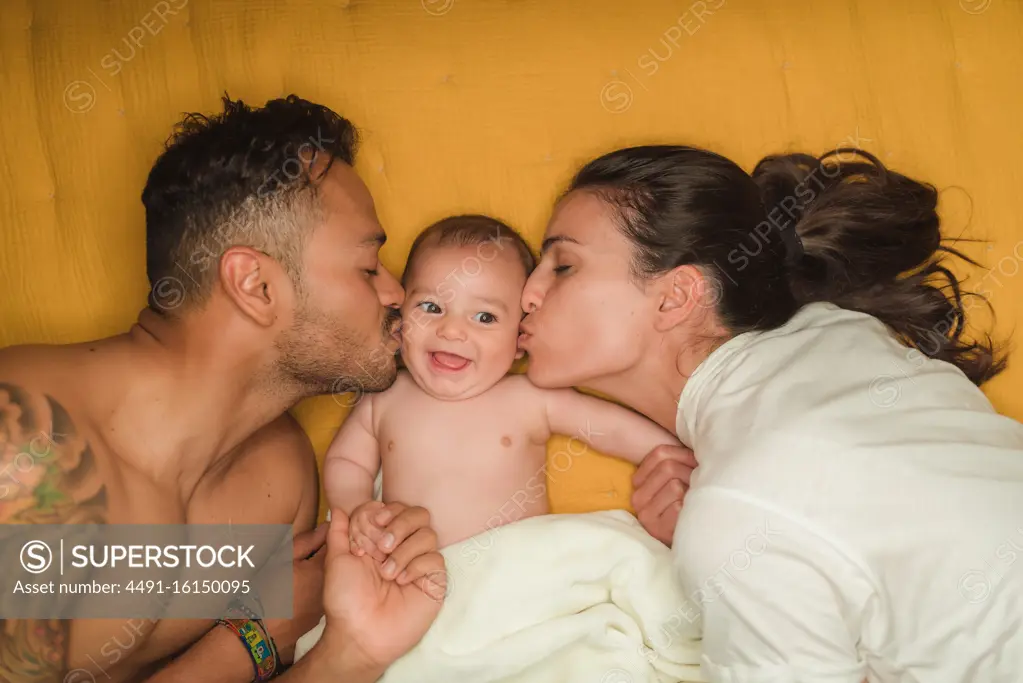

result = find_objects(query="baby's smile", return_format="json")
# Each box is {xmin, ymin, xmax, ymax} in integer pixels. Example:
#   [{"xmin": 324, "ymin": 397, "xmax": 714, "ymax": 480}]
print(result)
[{"xmin": 427, "ymin": 350, "xmax": 472, "ymax": 373}]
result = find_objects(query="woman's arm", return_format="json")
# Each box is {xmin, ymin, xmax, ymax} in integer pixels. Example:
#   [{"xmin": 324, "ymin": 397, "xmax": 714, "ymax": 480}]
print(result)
[{"xmin": 544, "ymin": 387, "xmax": 681, "ymax": 464}]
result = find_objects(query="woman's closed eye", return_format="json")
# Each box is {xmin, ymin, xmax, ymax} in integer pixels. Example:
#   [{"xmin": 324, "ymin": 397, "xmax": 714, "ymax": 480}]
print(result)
[{"xmin": 553, "ymin": 264, "xmax": 571, "ymax": 275}]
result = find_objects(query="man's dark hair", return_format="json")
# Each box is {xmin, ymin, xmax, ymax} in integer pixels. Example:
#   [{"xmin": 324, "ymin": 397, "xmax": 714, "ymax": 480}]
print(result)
[
  {"xmin": 141, "ymin": 94, "xmax": 359, "ymax": 312},
  {"xmin": 402, "ymin": 214, "xmax": 537, "ymax": 288}
]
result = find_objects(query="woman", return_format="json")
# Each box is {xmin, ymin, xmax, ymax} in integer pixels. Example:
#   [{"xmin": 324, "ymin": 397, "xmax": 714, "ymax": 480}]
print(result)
[{"xmin": 518, "ymin": 145, "xmax": 1023, "ymax": 682}]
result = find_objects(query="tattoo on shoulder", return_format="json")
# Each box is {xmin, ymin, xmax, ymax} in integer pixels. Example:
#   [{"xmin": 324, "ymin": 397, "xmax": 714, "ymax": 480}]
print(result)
[
  {"xmin": 0, "ymin": 382, "xmax": 107, "ymax": 524},
  {"xmin": 0, "ymin": 620, "xmax": 67, "ymax": 683},
  {"xmin": 0, "ymin": 381, "xmax": 108, "ymax": 682}
]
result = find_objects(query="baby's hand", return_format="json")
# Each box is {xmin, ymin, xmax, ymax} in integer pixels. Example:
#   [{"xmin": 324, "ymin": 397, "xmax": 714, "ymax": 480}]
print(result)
[{"xmin": 349, "ymin": 500, "xmax": 389, "ymax": 562}]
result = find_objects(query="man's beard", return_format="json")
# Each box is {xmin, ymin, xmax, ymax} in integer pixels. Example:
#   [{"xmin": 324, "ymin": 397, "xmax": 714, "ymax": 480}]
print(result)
[{"xmin": 274, "ymin": 302, "xmax": 401, "ymax": 398}]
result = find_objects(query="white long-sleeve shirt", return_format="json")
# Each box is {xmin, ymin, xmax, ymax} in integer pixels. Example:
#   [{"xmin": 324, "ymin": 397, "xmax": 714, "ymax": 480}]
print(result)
[{"xmin": 672, "ymin": 301, "xmax": 1023, "ymax": 683}]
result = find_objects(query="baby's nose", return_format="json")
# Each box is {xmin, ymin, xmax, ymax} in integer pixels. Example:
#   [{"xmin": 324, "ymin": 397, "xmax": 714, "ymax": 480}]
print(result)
[{"xmin": 436, "ymin": 317, "xmax": 468, "ymax": 341}]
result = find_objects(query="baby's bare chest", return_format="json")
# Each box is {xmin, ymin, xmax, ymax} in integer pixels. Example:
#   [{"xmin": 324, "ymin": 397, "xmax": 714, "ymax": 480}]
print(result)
[{"xmin": 376, "ymin": 390, "xmax": 547, "ymax": 479}]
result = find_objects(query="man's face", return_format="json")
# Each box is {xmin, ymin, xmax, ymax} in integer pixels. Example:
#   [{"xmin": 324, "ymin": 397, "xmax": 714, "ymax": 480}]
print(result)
[{"xmin": 276, "ymin": 159, "xmax": 405, "ymax": 396}]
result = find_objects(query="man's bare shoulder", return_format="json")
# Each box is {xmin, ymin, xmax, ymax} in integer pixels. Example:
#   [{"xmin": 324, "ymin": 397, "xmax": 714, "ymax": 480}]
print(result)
[
  {"xmin": 0, "ymin": 344, "xmax": 109, "ymax": 526},
  {"xmin": 0, "ymin": 342, "xmax": 85, "ymax": 379},
  {"xmin": 0, "ymin": 341, "xmax": 127, "ymax": 414},
  {"xmin": 240, "ymin": 411, "xmax": 316, "ymax": 461},
  {"xmin": 0, "ymin": 346, "xmax": 113, "ymax": 681},
  {"xmin": 189, "ymin": 413, "xmax": 319, "ymax": 532}
]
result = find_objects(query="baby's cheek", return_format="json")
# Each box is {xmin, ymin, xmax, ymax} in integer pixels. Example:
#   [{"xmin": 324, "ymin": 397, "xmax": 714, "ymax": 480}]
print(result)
[
  {"xmin": 410, "ymin": 311, "xmax": 440, "ymax": 338},
  {"xmin": 398, "ymin": 321, "xmax": 424, "ymax": 352},
  {"xmin": 486, "ymin": 328, "xmax": 521, "ymax": 364}
]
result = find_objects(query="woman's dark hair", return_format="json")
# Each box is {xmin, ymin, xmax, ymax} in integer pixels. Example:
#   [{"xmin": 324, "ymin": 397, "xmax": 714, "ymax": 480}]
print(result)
[{"xmin": 568, "ymin": 145, "xmax": 1006, "ymax": 385}]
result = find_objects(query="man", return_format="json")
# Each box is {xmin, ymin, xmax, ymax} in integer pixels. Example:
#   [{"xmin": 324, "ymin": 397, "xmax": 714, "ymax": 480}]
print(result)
[{"xmin": 0, "ymin": 94, "xmax": 443, "ymax": 681}]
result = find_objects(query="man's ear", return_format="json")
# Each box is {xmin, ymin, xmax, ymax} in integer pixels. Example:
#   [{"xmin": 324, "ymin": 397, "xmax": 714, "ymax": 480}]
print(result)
[
  {"xmin": 653, "ymin": 264, "xmax": 716, "ymax": 332},
  {"xmin": 219, "ymin": 246, "xmax": 289, "ymax": 326}
]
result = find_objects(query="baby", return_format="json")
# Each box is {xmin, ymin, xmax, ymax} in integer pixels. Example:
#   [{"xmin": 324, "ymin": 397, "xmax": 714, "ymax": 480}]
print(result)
[{"xmin": 323, "ymin": 214, "xmax": 681, "ymax": 573}]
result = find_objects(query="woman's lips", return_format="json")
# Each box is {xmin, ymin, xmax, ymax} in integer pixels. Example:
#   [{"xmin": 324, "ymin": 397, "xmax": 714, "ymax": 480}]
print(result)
[
  {"xmin": 518, "ymin": 322, "xmax": 534, "ymax": 348},
  {"xmin": 429, "ymin": 351, "xmax": 471, "ymax": 372}
]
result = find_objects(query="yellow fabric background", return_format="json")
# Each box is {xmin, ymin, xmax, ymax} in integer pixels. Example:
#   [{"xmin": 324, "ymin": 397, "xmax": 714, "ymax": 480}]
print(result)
[{"xmin": 2, "ymin": 0, "xmax": 1021, "ymax": 524}]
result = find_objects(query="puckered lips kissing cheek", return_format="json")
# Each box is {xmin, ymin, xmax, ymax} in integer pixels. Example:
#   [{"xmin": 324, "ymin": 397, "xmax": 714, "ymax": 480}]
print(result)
[
  {"xmin": 517, "ymin": 317, "xmax": 535, "ymax": 350},
  {"xmin": 384, "ymin": 313, "xmax": 403, "ymax": 353}
]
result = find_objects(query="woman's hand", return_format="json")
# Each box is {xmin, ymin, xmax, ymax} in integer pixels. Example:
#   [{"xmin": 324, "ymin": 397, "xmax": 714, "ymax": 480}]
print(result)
[{"xmin": 631, "ymin": 444, "xmax": 697, "ymax": 546}]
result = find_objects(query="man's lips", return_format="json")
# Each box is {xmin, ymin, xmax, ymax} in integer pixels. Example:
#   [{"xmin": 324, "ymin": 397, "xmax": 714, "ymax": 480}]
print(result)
[
  {"xmin": 383, "ymin": 325, "xmax": 402, "ymax": 352},
  {"xmin": 383, "ymin": 318, "xmax": 402, "ymax": 349}
]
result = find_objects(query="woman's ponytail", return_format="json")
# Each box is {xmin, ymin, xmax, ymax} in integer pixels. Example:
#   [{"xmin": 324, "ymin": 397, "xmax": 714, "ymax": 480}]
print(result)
[{"xmin": 752, "ymin": 148, "xmax": 1006, "ymax": 385}]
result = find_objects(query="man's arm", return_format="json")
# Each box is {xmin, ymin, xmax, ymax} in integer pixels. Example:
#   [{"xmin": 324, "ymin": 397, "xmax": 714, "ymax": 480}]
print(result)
[
  {"xmin": 544, "ymin": 387, "xmax": 681, "ymax": 465},
  {"xmin": 140, "ymin": 625, "xmax": 253, "ymax": 683},
  {"xmin": 112, "ymin": 412, "xmax": 321, "ymax": 677},
  {"xmin": 141, "ymin": 582, "xmax": 383, "ymax": 683},
  {"xmin": 279, "ymin": 627, "xmax": 384, "ymax": 683},
  {"xmin": 147, "ymin": 504, "xmax": 444, "ymax": 683},
  {"xmin": 187, "ymin": 411, "xmax": 319, "ymax": 529},
  {"xmin": 143, "ymin": 623, "xmax": 383, "ymax": 683},
  {"xmin": 0, "ymin": 379, "xmax": 109, "ymax": 682}
]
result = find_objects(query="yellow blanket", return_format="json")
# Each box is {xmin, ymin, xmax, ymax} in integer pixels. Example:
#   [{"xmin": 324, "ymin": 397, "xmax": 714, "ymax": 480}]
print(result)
[{"xmin": 2, "ymin": 0, "xmax": 1020, "ymax": 519}]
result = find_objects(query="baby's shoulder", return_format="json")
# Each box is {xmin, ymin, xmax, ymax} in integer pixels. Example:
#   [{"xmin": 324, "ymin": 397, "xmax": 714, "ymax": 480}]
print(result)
[
  {"xmin": 498, "ymin": 373, "xmax": 578, "ymax": 405},
  {"xmin": 491, "ymin": 372, "xmax": 543, "ymax": 398},
  {"xmin": 366, "ymin": 370, "xmax": 417, "ymax": 413},
  {"xmin": 486, "ymin": 374, "xmax": 551, "ymax": 420},
  {"xmin": 391, "ymin": 369, "xmax": 417, "ymax": 389}
]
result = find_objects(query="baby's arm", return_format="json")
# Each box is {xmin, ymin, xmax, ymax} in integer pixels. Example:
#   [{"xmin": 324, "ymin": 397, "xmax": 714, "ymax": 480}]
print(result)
[
  {"xmin": 543, "ymin": 388, "xmax": 680, "ymax": 465},
  {"xmin": 322, "ymin": 395, "xmax": 381, "ymax": 517}
]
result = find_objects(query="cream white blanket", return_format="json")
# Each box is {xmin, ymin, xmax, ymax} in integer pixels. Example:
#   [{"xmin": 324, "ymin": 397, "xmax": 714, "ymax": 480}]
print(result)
[{"xmin": 295, "ymin": 510, "xmax": 705, "ymax": 683}]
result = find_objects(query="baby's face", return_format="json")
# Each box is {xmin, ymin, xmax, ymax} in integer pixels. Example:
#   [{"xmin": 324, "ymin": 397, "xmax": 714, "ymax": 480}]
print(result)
[{"xmin": 400, "ymin": 244, "xmax": 526, "ymax": 400}]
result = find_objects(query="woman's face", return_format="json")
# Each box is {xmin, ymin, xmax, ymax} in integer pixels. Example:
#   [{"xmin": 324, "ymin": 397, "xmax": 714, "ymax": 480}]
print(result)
[{"xmin": 519, "ymin": 190, "xmax": 656, "ymax": 389}]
